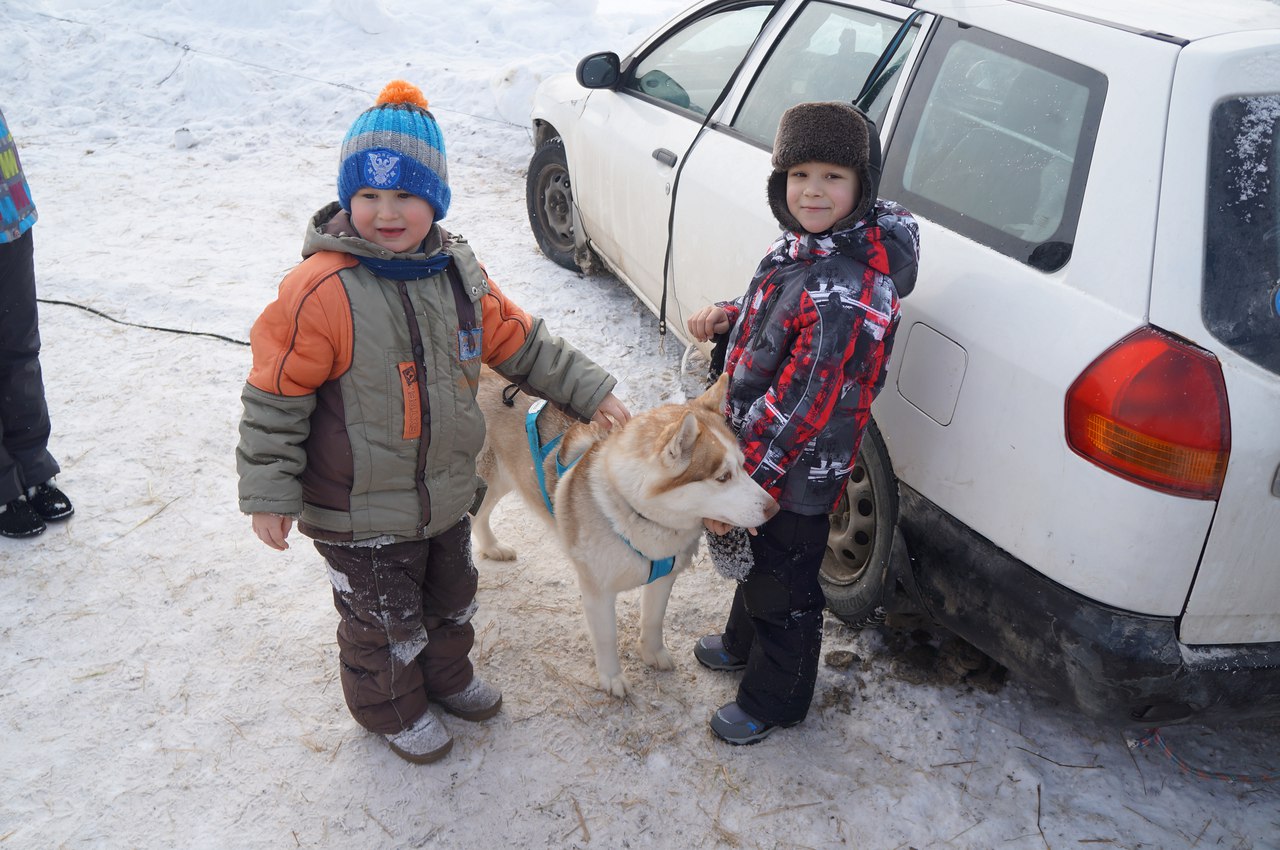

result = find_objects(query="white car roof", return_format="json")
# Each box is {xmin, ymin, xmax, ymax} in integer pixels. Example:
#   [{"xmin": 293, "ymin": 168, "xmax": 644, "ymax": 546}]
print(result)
[{"xmin": 914, "ymin": 0, "xmax": 1280, "ymax": 41}]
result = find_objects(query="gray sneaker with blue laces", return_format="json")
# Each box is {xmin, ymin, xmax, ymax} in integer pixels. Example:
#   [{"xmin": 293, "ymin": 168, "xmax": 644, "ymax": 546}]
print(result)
[
  {"xmin": 709, "ymin": 701, "xmax": 795, "ymax": 745},
  {"xmin": 693, "ymin": 634, "xmax": 747, "ymax": 672}
]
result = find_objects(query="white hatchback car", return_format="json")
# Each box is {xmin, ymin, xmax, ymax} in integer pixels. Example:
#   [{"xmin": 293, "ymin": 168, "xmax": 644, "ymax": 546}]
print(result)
[{"xmin": 526, "ymin": 0, "xmax": 1280, "ymax": 725}]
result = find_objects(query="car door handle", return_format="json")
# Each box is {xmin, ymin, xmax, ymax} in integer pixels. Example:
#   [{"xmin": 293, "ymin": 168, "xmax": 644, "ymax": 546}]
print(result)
[{"xmin": 652, "ymin": 148, "xmax": 678, "ymax": 167}]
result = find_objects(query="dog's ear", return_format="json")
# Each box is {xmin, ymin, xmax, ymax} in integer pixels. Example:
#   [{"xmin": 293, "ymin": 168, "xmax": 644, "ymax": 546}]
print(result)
[
  {"xmin": 692, "ymin": 372, "xmax": 729, "ymax": 413},
  {"xmin": 660, "ymin": 412, "xmax": 700, "ymax": 471}
]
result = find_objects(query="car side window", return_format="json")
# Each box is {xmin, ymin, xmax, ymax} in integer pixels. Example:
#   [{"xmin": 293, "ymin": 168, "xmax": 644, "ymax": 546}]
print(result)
[
  {"xmin": 1205, "ymin": 95, "xmax": 1280, "ymax": 374},
  {"xmin": 624, "ymin": 3, "xmax": 772, "ymax": 116},
  {"xmin": 732, "ymin": 2, "xmax": 913, "ymax": 146},
  {"xmin": 882, "ymin": 20, "xmax": 1106, "ymax": 271}
]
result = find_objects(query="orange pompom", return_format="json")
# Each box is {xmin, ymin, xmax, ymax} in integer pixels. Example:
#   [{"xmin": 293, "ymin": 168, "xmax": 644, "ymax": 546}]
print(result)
[{"xmin": 376, "ymin": 80, "xmax": 430, "ymax": 110}]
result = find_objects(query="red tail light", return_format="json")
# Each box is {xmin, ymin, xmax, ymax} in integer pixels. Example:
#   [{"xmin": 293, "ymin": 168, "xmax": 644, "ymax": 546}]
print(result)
[{"xmin": 1065, "ymin": 327, "xmax": 1230, "ymax": 499}]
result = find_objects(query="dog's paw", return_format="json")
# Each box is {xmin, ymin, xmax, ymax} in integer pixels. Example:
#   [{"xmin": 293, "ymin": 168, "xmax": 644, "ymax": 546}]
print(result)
[
  {"xmin": 640, "ymin": 645, "xmax": 674, "ymax": 671},
  {"xmin": 475, "ymin": 542, "xmax": 517, "ymax": 561},
  {"xmin": 599, "ymin": 672, "xmax": 631, "ymax": 698}
]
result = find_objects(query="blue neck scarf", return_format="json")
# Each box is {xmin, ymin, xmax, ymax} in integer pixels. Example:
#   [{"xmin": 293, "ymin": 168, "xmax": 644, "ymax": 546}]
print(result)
[{"xmin": 357, "ymin": 251, "xmax": 452, "ymax": 280}]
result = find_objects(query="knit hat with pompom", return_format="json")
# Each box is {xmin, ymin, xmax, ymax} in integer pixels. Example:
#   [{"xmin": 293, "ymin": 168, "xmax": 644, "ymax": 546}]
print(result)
[{"xmin": 337, "ymin": 81, "xmax": 450, "ymax": 220}]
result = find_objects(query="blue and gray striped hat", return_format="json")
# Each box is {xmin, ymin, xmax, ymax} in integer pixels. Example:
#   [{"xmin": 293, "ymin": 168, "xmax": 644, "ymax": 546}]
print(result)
[{"xmin": 337, "ymin": 80, "xmax": 450, "ymax": 220}]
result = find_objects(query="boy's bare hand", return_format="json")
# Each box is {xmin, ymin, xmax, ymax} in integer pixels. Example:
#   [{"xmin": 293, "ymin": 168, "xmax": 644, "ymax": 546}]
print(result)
[
  {"xmin": 592, "ymin": 393, "xmax": 632, "ymax": 430},
  {"xmin": 687, "ymin": 305, "xmax": 731, "ymax": 342},
  {"xmin": 252, "ymin": 513, "xmax": 293, "ymax": 550},
  {"xmin": 703, "ymin": 518, "xmax": 759, "ymax": 536}
]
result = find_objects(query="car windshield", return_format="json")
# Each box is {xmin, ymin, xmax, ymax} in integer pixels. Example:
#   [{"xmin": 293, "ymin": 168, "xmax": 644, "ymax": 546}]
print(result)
[
  {"xmin": 624, "ymin": 3, "xmax": 772, "ymax": 116},
  {"xmin": 732, "ymin": 2, "xmax": 912, "ymax": 145},
  {"xmin": 1205, "ymin": 94, "xmax": 1280, "ymax": 374}
]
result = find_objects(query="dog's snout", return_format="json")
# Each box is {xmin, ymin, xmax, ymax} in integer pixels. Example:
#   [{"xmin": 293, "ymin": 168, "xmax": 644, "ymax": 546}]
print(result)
[{"xmin": 764, "ymin": 497, "xmax": 780, "ymax": 520}]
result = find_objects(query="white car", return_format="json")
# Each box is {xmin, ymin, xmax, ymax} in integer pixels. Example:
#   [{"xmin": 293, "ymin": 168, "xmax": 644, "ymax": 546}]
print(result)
[{"xmin": 526, "ymin": 0, "xmax": 1280, "ymax": 725}]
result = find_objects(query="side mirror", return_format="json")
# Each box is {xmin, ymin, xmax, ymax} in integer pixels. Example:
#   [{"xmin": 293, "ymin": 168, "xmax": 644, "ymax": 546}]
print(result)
[{"xmin": 576, "ymin": 52, "xmax": 621, "ymax": 89}]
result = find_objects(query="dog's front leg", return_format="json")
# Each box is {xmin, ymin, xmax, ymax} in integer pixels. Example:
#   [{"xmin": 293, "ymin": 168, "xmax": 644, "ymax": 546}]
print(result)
[
  {"xmin": 578, "ymin": 583, "xmax": 629, "ymax": 697},
  {"xmin": 637, "ymin": 573, "xmax": 677, "ymax": 671}
]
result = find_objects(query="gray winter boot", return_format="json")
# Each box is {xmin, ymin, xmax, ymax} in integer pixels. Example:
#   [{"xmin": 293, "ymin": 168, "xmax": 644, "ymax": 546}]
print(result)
[
  {"xmin": 435, "ymin": 676, "xmax": 502, "ymax": 722},
  {"xmin": 385, "ymin": 710, "xmax": 453, "ymax": 764}
]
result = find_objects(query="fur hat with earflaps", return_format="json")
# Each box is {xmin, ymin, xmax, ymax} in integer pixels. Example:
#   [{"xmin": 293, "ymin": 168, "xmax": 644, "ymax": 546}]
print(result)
[
  {"xmin": 766, "ymin": 101, "xmax": 881, "ymax": 233},
  {"xmin": 337, "ymin": 80, "xmax": 451, "ymax": 220}
]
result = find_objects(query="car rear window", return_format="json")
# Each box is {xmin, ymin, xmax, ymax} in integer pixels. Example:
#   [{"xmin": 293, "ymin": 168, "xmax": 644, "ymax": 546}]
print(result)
[
  {"xmin": 881, "ymin": 19, "xmax": 1106, "ymax": 271},
  {"xmin": 1204, "ymin": 95, "xmax": 1280, "ymax": 375}
]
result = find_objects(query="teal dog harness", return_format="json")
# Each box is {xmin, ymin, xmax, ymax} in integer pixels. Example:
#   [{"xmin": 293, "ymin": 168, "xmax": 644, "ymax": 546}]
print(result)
[{"xmin": 525, "ymin": 400, "xmax": 675, "ymax": 585}]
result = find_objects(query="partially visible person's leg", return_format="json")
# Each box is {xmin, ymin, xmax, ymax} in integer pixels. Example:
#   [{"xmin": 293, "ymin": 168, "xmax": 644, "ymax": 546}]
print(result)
[
  {"xmin": 0, "ymin": 230, "xmax": 59, "ymax": 499},
  {"xmin": 0, "ymin": 231, "xmax": 64, "ymax": 538}
]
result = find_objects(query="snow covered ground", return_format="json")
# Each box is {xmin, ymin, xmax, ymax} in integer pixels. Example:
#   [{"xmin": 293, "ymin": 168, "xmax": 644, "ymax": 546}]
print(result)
[{"xmin": 2, "ymin": 2, "xmax": 1277, "ymax": 847}]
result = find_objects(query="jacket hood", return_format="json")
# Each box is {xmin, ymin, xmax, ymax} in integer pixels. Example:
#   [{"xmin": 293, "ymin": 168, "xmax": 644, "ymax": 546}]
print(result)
[
  {"xmin": 869, "ymin": 200, "xmax": 918, "ymax": 298},
  {"xmin": 301, "ymin": 201, "xmax": 447, "ymax": 261}
]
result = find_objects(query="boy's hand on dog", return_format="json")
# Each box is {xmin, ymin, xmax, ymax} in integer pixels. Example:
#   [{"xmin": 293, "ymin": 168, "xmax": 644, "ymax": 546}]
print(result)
[
  {"xmin": 252, "ymin": 512, "xmax": 293, "ymax": 550},
  {"xmin": 592, "ymin": 393, "xmax": 632, "ymax": 430},
  {"xmin": 687, "ymin": 305, "xmax": 731, "ymax": 342},
  {"xmin": 703, "ymin": 518, "xmax": 759, "ymax": 536}
]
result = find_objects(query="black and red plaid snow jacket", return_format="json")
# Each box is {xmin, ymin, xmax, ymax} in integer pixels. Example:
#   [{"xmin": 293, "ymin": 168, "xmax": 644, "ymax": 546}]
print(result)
[{"xmin": 718, "ymin": 200, "xmax": 919, "ymax": 515}]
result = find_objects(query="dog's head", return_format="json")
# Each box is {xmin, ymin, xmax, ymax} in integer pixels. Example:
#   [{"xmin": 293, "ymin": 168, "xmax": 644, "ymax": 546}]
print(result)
[{"xmin": 613, "ymin": 375, "xmax": 776, "ymax": 529}]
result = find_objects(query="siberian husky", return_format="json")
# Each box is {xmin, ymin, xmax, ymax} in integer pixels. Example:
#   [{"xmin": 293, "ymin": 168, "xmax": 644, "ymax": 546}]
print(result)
[{"xmin": 473, "ymin": 368, "xmax": 778, "ymax": 696}]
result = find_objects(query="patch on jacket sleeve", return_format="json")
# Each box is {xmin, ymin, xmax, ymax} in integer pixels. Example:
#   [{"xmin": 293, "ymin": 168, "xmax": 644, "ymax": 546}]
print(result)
[{"xmin": 458, "ymin": 327, "xmax": 482, "ymax": 361}]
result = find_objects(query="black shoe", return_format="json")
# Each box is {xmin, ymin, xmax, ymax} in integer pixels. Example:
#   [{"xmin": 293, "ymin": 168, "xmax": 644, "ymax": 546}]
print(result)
[
  {"xmin": 693, "ymin": 634, "xmax": 747, "ymax": 671},
  {"xmin": 709, "ymin": 701, "xmax": 795, "ymax": 745},
  {"xmin": 27, "ymin": 481, "xmax": 73, "ymax": 522},
  {"xmin": 0, "ymin": 498, "xmax": 47, "ymax": 538}
]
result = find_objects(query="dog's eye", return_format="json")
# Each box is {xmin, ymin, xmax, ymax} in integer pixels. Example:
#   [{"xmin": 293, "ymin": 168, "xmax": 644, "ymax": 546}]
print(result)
[{"xmin": 716, "ymin": 471, "xmax": 732, "ymax": 483}]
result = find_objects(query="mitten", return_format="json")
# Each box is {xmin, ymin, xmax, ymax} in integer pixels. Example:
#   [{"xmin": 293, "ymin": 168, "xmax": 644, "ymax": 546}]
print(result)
[{"xmin": 704, "ymin": 525, "xmax": 754, "ymax": 581}]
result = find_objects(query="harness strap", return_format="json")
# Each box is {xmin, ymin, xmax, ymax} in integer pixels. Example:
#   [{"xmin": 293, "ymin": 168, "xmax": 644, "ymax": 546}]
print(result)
[
  {"xmin": 526, "ymin": 400, "xmax": 572, "ymax": 515},
  {"xmin": 645, "ymin": 554, "xmax": 675, "ymax": 584},
  {"xmin": 525, "ymin": 401, "xmax": 675, "ymax": 585},
  {"xmin": 445, "ymin": 263, "xmax": 481, "ymax": 360}
]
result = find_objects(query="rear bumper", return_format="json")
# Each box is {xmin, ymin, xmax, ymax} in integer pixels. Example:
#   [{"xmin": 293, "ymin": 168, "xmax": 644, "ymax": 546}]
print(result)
[{"xmin": 896, "ymin": 485, "xmax": 1280, "ymax": 726}]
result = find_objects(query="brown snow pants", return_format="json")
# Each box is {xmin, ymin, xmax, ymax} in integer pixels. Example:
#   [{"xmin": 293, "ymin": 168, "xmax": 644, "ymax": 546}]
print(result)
[{"xmin": 315, "ymin": 518, "xmax": 478, "ymax": 735}]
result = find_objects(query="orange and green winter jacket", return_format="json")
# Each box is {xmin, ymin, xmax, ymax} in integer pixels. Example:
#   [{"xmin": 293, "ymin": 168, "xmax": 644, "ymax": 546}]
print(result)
[{"xmin": 236, "ymin": 203, "xmax": 615, "ymax": 541}]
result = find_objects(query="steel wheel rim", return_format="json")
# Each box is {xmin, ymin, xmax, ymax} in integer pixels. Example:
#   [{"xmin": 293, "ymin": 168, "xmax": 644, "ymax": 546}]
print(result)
[
  {"xmin": 822, "ymin": 464, "xmax": 878, "ymax": 586},
  {"xmin": 537, "ymin": 165, "xmax": 574, "ymax": 254}
]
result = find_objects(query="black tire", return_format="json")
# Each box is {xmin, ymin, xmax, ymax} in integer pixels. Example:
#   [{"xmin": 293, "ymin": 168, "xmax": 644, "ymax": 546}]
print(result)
[
  {"xmin": 525, "ymin": 137, "xmax": 579, "ymax": 271},
  {"xmin": 820, "ymin": 419, "xmax": 898, "ymax": 629}
]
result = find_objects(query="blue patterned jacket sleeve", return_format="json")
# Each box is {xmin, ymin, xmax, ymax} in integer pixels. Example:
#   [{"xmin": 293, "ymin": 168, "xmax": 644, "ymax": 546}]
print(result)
[{"xmin": 0, "ymin": 108, "xmax": 38, "ymax": 244}]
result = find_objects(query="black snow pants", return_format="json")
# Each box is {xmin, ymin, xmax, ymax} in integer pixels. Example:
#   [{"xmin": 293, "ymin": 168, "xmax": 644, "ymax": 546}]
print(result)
[
  {"xmin": 316, "ymin": 517, "xmax": 479, "ymax": 735},
  {"xmin": 721, "ymin": 509, "xmax": 828, "ymax": 725},
  {"xmin": 0, "ymin": 229, "xmax": 58, "ymax": 504}
]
